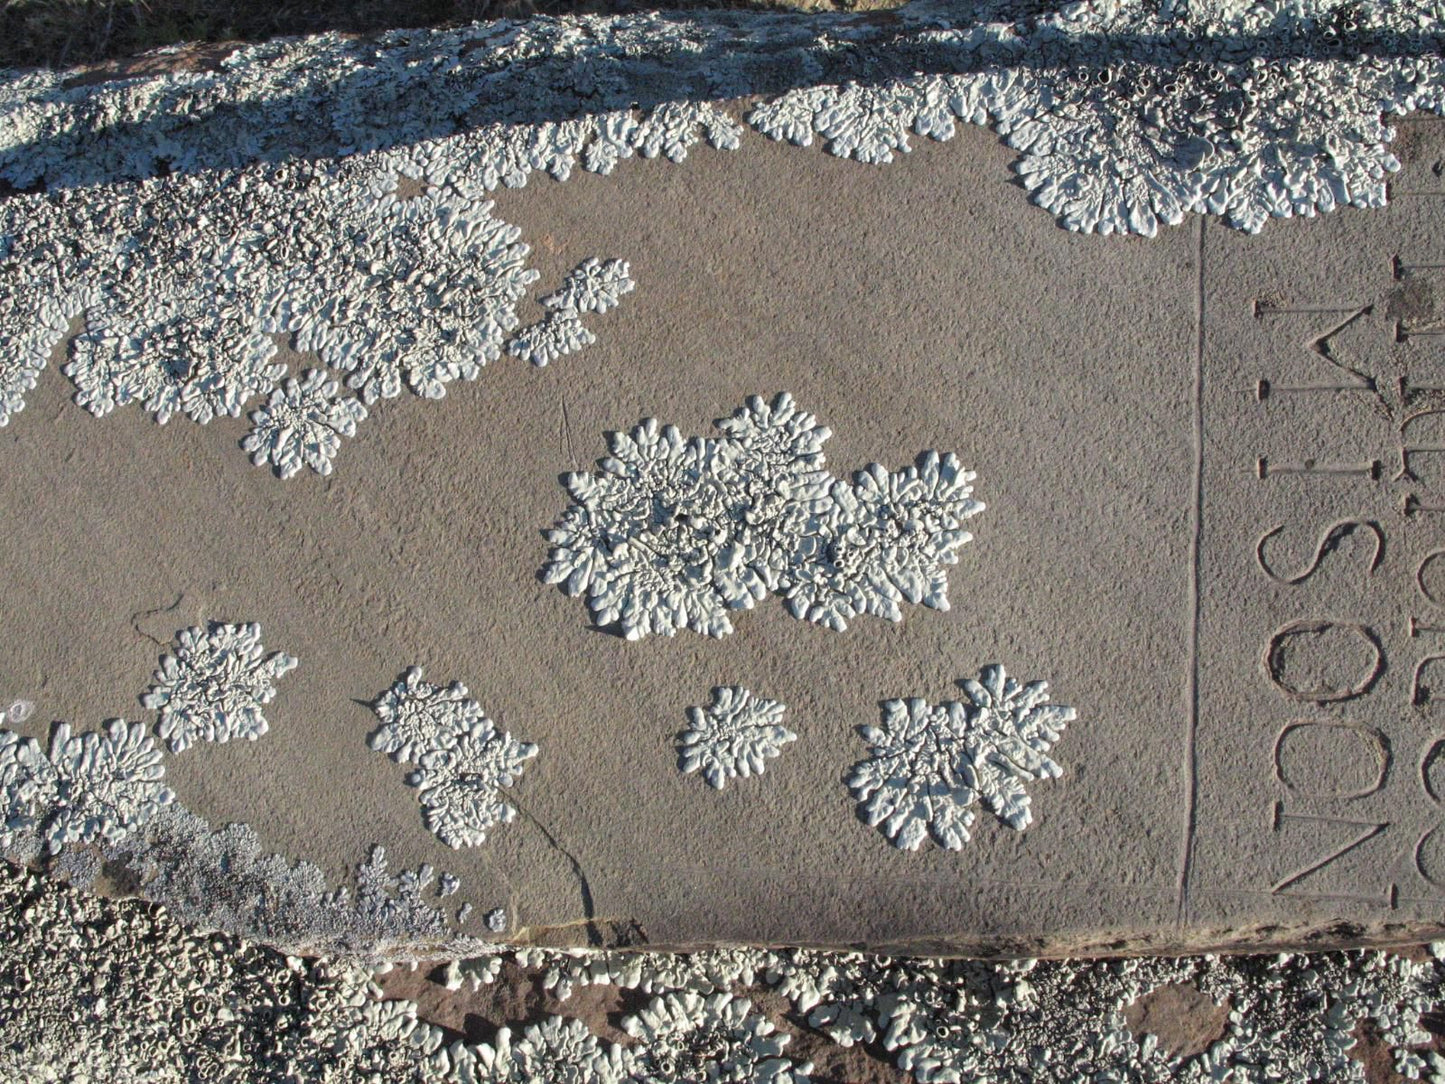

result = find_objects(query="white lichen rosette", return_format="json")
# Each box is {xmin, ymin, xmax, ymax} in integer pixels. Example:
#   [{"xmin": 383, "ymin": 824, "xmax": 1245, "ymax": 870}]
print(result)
[
  {"xmin": 242, "ymin": 368, "xmax": 367, "ymax": 479},
  {"xmin": 848, "ymin": 665, "xmax": 1075, "ymax": 851},
  {"xmin": 410, "ymin": 720, "xmax": 538, "ymax": 850},
  {"xmin": 368, "ymin": 666, "xmax": 485, "ymax": 765},
  {"xmin": 679, "ymin": 687, "xmax": 796, "ymax": 790},
  {"xmin": 368, "ymin": 666, "xmax": 538, "ymax": 849},
  {"xmin": 543, "ymin": 258, "xmax": 636, "ymax": 315},
  {"xmin": 785, "ymin": 452, "xmax": 984, "ymax": 632},
  {"xmin": 544, "ymin": 419, "xmax": 764, "ymax": 640},
  {"xmin": 506, "ymin": 256, "xmax": 634, "ymax": 368},
  {"xmin": 142, "ymin": 622, "xmax": 298, "ymax": 753},
  {"xmin": 1, "ymin": 720, "xmax": 174, "ymax": 856}
]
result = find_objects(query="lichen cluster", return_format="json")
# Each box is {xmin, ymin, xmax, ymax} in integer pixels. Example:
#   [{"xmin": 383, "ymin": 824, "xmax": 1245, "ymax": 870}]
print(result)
[
  {"xmin": 1, "ymin": 2, "xmax": 1442, "ymax": 476},
  {"xmin": 0, "ymin": 152, "xmax": 541, "ymax": 476},
  {"xmin": 0, "ymin": 621, "xmax": 489, "ymax": 961},
  {"xmin": 507, "ymin": 257, "xmax": 636, "ymax": 367},
  {"xmin": 0, "ymin": 720, "xmax": 173, "ymax": 858},
  {"xmin": 0, "ymin": 1, "xmax": 1439, "ymax": 230},
  {"xmin": 3, "ymin": 623, "xmax": 297, "ymax": 877},
  {"xmin": 678, "ymin": 687, "xmax": 795, "ymax": 790},
  {"xmin": 849, "ymin": 664, "xmax": 1076, "ymax": 851},
  {"xmin": 543, "ymin": 393, "xmax": 984, "ymax": 639},
  {"xmin": 6, "ymin": 860, "xmax": 1445, "ymax": 1084},
  {"xmin": 368, "ymin": 667, "xmax": 538, "ymax": 849},
  {"xmin": 143, "ymin": 622, "xmax": 298, "ymax": 752}
]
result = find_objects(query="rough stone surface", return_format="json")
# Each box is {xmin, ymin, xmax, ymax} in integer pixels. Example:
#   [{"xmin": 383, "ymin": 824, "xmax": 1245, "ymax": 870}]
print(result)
[
  {"xmin": 5, "ymin": 4, "xmax": 1445, "ymax": 957},
  {"xmin": 6, "ymin": 858, "xmax": 1445, "ymax": 1084}
]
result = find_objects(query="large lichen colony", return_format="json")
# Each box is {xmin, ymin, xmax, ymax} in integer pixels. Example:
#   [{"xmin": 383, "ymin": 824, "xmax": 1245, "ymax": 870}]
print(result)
[
  {"xmin": 543, "ymin": 394, "xmax": 984, "ymax": 639},
  {"xmin": 5, "ymin": 859, "xmax": 1445, "ymax": 1083},
  {"xmin": 0, "ymin": 1, "xmax": 1443, "ymax": 469}
]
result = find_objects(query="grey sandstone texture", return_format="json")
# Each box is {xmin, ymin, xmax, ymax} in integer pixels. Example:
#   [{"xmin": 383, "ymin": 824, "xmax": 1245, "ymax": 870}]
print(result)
[{"xmin": 4, "ymin": 1, "xmax": 1445, "ymax": 958}]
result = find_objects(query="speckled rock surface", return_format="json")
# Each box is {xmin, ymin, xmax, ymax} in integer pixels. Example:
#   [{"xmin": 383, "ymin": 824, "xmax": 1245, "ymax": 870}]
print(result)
[{"xmin": 9, "ymin": 860, "xmax": 1445, "ymax": 1084}]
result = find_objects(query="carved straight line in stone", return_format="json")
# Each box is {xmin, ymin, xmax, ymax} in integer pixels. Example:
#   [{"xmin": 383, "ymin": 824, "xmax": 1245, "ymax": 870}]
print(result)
[
  {"xmin": 1409, "ymin": 617, "xmax": 1445, "ymax": 639},
  {"xmin": 1195, "ymin": 886, "xmax": 1398, "ymax": 906},
  {"xmin": 1256, "ymin": 379, "xmax": 1375, "ymax": 400},
  {"xmin": 1393, "ymin": 256, "xmax": 1445, "ymax": 279},
  {"xmin": 1252, "ymin": 301, "xmax": 1365, "ymax": 319},
  {"xmin": 1177, "ymin": 215, "xmax": 1206, "ymax": 925},
  {"xmin": 1256, "ymin": 457, "xmax": 1383, "ymax": 480},
  {"xmin": 1387, "ymin": 896, "xmax": 1445, "ymax": 913},
  {"xmin": 1404, "ymin": 494, "xmax": 1445, "ymax": 517}
]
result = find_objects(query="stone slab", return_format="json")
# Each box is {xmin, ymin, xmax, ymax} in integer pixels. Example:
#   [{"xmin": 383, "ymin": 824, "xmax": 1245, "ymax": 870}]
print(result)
[{"xmin": 4, "ymin": 94, "xmax": 1445, "ymax": 956}]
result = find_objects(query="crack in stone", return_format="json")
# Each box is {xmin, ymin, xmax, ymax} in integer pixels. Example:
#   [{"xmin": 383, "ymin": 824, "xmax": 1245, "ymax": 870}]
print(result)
[
  {"xmin": 128, "ymin": 591, "xmax": 183, "ymax": 648},
  {"xmin": 510, "ymin": 796, "xmax": 602, "ymax": 947}
]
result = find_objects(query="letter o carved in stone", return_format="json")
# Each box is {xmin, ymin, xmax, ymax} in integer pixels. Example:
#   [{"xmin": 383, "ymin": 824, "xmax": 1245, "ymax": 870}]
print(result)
[
  {"xmin": 1265, "ymin": 621, "xmax": 1384, "ymax": 704},
  {"xmin": 1274, "ymin": 722, "xmax": 1389, "ymax": 799}
]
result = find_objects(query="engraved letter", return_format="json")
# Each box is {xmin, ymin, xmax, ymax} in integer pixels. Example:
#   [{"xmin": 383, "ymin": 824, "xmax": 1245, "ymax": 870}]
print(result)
[
  {"xmin": 1413, "ymin": 657, "xmax": 1445, "ymax": 708},
  {"xmin": 1255, "ymin": 520, "xmax": 1384, "ymax": 585},
  {"xmin": 1253, "ymin": 305, "xmax": 1376, "ymax": 398},
  {"xmin": 1271, "ymin": 803, "xmax": 1390, "ymax": 894},
  {"xmin": 1273, "ymin": 722, "xmax": 1390, "ymax": 799},
  {"xmin": 1398, "ymin": 409, "xmax": 1445, "ymax": 484},
  {"xmin": 1416, "ymin": 825, "xmax": 1445, "ymax": 888},
  {"xmin": 1265, "ymin": 621, "xmax": 1385, "ymax": 703}
]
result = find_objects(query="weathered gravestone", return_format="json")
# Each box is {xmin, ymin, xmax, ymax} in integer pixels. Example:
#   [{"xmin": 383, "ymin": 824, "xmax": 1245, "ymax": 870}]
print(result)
[{"xmin": 2, "ymin": 2, "xmax": 1445, "ymax": 956}]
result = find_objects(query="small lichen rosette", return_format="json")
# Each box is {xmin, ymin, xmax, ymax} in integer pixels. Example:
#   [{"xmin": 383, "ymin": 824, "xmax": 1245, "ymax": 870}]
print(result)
[
  {"xmin": 542, "ymin": 394, "xmax": 982, "ymax": 640},
  {"xmin": 369, "ymin": 666, "xmax": 486, "ymax": 765},
  {"xmin": 242, "ymin": 368, "xmax": 367, "ymax": 479},
  {"xmin": 622, "ymin": 991, "xmax": 813, "ymax": 1083},
  {"xmin": 142, "ymin": 622, "xmax": 298, "ymax": 753},
  {"xmin": 0, "ymin": 721, "xmax": 173, "ymax": 856},
  {"xmin": 410, "ymin": 720, "xmax": 538, "ymax": 849},
  {"xmin": 679, "ymin": 687, "xmax": 796, "ymax": 790},
  {"xmin": 848, "ymin": 665, "xmax": 1075, "ymax": 852},
  {"xmin": 368, "ymin": 666, "xmax": 537, "ymax": 849}
]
